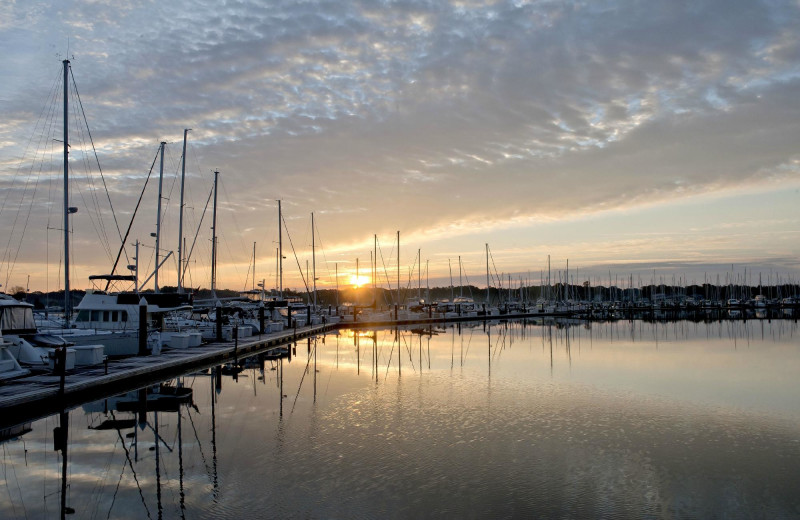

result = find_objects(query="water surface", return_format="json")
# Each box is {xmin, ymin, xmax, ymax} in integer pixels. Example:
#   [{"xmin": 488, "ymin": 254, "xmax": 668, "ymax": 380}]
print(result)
[{"xmin": 2, "ymin": 319, "xmax": 799, "ymax": 518}]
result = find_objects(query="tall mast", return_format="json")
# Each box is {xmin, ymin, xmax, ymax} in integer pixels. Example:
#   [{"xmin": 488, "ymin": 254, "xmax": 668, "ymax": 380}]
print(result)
[
  {"xmin": 63, "ymin": 59, "xmax": 72, "ymax": 323},
  {"xmin": 373, "ymin": 234, "xmax": 377, "ymax": 293},
  {"xmin": 178, "ymin": 129, "xmax": 190, "ymax": 293},
  {"xmin": 449, "ymin": 259, "xmax": 453, "ymax": 301},
  {"xmin": 252, "ymin": 242, "xmax": 256, "ymax": 291},
  {"xmin": 417, "ymin": 248, "xmax": 421, "ymax": 301},
  {"xmin": 155, "ymin": 141, "xmax": 166, "ymax": 293},
  {"xmin": 396, "ymin": 230, "xmax": 400, "ymax": 306},
  {"xmin": 459, "ymin": 255, "xmax": 462, "ymax": 298},
  {"xmin": 311, "ymin": 212, "xmax": 316, "ymax": 308},
  {"xmin": 426, "ymin": 259, "xmax": 429, "ymax": 303},
  {"xmin": 485, "ymin": 244, "xmax": 490, "ymax": 304},
  {"xmin": 278, "ymin": 200, "xmax": 283, "ymax": 299},
  {"xmin": 134, "ymin": 240, "xmax": 140, "ymax": 294},
  {"xmin": 211, "ymin": 170, "xmax": 219, "ymax": 297}
]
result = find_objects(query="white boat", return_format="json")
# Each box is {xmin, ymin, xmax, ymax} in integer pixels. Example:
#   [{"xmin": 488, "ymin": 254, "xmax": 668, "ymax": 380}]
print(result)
[
  {"xmin": 0, "ymin": 293, "xmax": 83, "ymax": 369},
  {"xmin": 67, "ymin": 285, "xmax": 194, "ymax": 355},
  {"xmin": 0, "ymin": 329, "xmax": 29, "ymax": 381}
]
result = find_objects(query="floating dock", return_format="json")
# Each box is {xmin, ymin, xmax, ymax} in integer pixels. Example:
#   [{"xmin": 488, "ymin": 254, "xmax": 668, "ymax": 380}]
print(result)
[{"xmin": 0, "ymin": 323, "xmax": 334, "ymax": 428}]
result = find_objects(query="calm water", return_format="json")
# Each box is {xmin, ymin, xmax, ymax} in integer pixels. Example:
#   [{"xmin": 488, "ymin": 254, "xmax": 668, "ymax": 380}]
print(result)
[{"xmin": 2, "ymin": 319, "xmax": 799, "ymax": 519}]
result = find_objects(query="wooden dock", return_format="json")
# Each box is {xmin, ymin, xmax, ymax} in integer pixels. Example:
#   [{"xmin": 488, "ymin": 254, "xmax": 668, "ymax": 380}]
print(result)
[{"xmin": 0, "ymin": 323, "xmax": 334, "ymax": 428}]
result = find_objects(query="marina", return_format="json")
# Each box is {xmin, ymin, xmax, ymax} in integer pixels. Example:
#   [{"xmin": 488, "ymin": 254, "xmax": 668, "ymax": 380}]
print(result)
[
  {"xmin": 1, "ymin": 317, "xmax": 798, "ymax": 519},
  {"xmin": 3, "ymin": 301, "xmax": 796, "ymax": 427},
  {"xmin": 2, "ymin": 6, "xmax": 800, "ymax": 519},
  {"xmin": 0, "ymin": 323, "xmax": 333, "ymax": 427}
]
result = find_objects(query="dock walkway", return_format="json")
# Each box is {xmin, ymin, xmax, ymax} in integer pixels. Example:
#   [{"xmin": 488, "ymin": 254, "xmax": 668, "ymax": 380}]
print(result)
[{"xmin": 0, "ymin": 323, "xmax": 333, "ymax": 427}]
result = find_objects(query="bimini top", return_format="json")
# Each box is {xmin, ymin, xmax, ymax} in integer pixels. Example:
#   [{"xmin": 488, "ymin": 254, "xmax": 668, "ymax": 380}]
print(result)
[{"xmin": 0, "ymin": 293, "xmax": 36, "ymax": 334}]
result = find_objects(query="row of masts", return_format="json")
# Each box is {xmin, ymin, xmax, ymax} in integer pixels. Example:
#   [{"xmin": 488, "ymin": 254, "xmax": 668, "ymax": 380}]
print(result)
[
  {"xmin": 58, "ymin": 58, "xmax": 220, "ymax": 311},
  {"xmin": 57, "ymin": 60, "xmax": 797, "ymax": 317}
]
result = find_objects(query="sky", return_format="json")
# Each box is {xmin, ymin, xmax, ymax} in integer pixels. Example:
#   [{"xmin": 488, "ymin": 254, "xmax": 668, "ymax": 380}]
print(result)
[{"xmin": 0, "ymin": 0, "xmax": 799, "ymax": 295}]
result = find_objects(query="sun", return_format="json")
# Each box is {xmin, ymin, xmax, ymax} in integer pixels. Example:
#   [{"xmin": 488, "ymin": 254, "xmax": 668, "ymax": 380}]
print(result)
[{"xmin": 349, "ymin": 275, "xmax": 371, "ymax": 288}]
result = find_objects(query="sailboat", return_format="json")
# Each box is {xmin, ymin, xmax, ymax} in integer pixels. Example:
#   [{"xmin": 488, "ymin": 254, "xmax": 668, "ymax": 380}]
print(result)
[
  {"xmin": 1, "ymin": 60, "xmax": 117, "ymax": 369},
  {"xmin": 64, "ymin": 135, "xmax": 202, "ymax": 354}
]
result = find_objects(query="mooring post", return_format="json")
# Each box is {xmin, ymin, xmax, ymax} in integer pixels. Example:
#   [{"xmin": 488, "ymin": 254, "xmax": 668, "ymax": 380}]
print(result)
[
  {"xmin": 138, "ymin": 297, "xmax": 148, "ymax": 356},
  {"xmin": 215, "ymin": 301, "xmax": 223, "ymax": 342},
  {"xmin": 57, "ymin": 346, "xmax": 67, "ymax": 396},
  {"xmin": 259, "ymin": 302, "xmax": 265, "ymax": 337}
]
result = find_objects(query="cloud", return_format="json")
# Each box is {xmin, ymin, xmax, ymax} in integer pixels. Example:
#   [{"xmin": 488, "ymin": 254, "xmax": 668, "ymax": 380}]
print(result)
[{"xmin": 1, "ymin": 0, "xmax": 799, "ymax": 289}]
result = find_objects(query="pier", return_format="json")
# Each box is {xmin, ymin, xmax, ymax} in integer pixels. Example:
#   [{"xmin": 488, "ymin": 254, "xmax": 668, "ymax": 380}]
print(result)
[{"xmin": 0, "ymin": 323, "xmax": 334, "ymax": 428}]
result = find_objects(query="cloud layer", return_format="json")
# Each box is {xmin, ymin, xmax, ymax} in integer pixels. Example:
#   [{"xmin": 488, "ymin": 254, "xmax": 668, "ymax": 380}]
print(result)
[{"xmin": 1, "ymin": 0, "xmax": 799, "ymax": 290}]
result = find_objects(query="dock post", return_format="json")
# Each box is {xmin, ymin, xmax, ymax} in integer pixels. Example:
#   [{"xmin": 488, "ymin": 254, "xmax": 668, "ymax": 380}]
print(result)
[
  {"xmin": 56, "ymin": 346, "xmax": 67, "ymax": 396},
  {"xmin": 259, "ymin": 302, "xmax": 265, "ymax": 337},
  {"xmin": 138, "ymin": 297, "xmax": 148, "ymax": 356},
  {"xmin": 216, "ymin": 302, "xmax": 223, "ymax": 342}
]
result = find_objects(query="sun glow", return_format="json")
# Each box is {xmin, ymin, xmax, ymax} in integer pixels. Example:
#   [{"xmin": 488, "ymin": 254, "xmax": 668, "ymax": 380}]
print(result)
[{"xmin": 349, "ymin": 275, "xmax": 371, "ymax": 288}]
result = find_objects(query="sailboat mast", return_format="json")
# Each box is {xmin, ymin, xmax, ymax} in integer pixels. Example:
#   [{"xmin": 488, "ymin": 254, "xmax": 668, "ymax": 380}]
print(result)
[
  {"xmin": 178, "ymin": 129, "xmax": 190, "ymax": 293},
  {"xmin": 547, "ymin": 255, "xmax": 551, "ymax": 303},
  {"xmin": 211, "ymin": 170, "xmax": 219, "ymax": 296},
  {"xmin": 426, "ymin": 259, "xmax": 429, "ymax": 302},
  {"xmin": 134, "ymin": 240, "xmax": 140, "ymax": 294},
  {"xmin": 312, "ymin": 212, "xmax": 316, "ymax": 308},
  {"xmin": 417, "ymin": 248, "xmax": 421, "ymax": 301},
  {"xmin": 449, "ymin": 259, "xmax": 453, "ymax": 301},
  {"xmin": 155, "ymin": 141, "xmax": 165, "ymax": 293},
  {"xmin": 396, "ymin": 230, "xmax": 400, "ymax": 306},
  {"xmin": 485, "ymin": 244, "xmax": 489, "ymax": 304},
  {"xmin": 278, "ymin": 200, "xmax": 283, "ymax": 299},
  {"xmin": 63, "ymin": 59, "xmax": 72, "ymax": 323}
]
